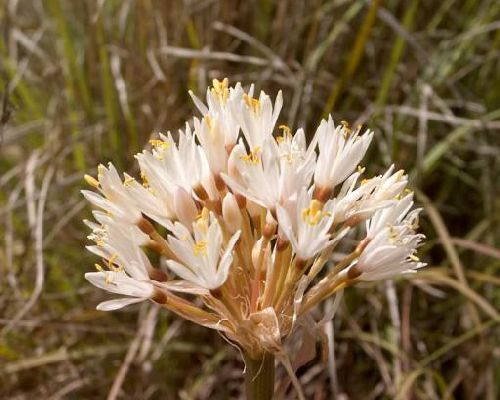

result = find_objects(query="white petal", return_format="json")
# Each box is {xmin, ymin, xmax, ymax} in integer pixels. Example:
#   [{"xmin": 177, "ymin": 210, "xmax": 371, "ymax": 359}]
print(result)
[
  {"xmin": 85, "ymin": 272, "xmax": 153, "ymax": 298},
  {"xmin": 96, "ymin": 297, "xmax": 146, "ymax": 311},
  {"xmin": 166, "ymin": 260, "xmax": 202, "ymax": 286}
]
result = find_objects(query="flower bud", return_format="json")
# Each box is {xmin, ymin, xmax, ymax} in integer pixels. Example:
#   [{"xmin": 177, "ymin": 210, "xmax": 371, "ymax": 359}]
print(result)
[
  {"xmin": 173, "ymin": 186, "xmax": 198, "ymax": 227},
  {"xmin": 222, "ymin": 193, "xmax": 242, "ymax": 234},
  {"xmin": 263, "ymin": 211, "xmax": 277, "ymax": 238},
  {"xmin": 227, "ymin": 150, "xmax": 242, "ymax": 181}
]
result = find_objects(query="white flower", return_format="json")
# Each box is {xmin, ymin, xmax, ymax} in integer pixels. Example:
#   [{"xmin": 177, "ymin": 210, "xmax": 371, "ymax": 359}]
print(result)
[
  {"xmin": 166, "ymin": 210, "xmax": 240, "ymax": 290},
  {"xmin": 190, "ymin": 78, "xmax": 241, "ymax": 156},
  {"xmin": 121, "ymin": 173, "xmax": 174, "ymax": 228},
  {"xmin": 86, "ymin": 217, "xmax": 153, "ymax": 281},
  {"xmin": 366, "ymin": 193, "xmax": 415, "ymax": 238},
  {"xmin": 136, "ymin": 129, "xmax": 218, "ymax": 202},
  {"xmin": 333, "ymin": 166, "xmax": 409, "ymax": 224},
  {"xmin": 193, "ymin": 115, "xmax": 229, "ymax": 176},
  {"xmin": 82, "ymin": 163, "xmax": 143, "ymax": 224},
  {"xmin": 349, "ymin": 212, "xmax": 425, "ymax": 281},
  {"xmin": 190, "ymin": 79, "xmax": 241, "ymax": 145},
  {"xmin": 84, "ymin": 215, "xmax": 164, "ymax": 310},
  {"xmin": 276, "ymin": 188, "xmax": 335, "ymax": 260},
  {"xmin": 223, "ymin": 129, "xmax": 315, "ymax": 210},
  {"xmin": 332, "ymin": 171, "xmax": 383, "ymax": 223},
  {"xmin": 84, "ymin": 210, "xmax": 149, "ymax": 248},
  {"xmin": 313, "ymin": 116, "xmax": 373, "ymax": 191},
  {"xmin": 223, "ymin": 140, "xmax": 280, "ymax": 209},
  {"xmin": 230, "ymin": 86, "xmax": 283, "ymax": 149},
  {"xmin": 367, "ymin": 165, "xmax": 408, "ymax": 204},
  {"xmin": 275, "ymin": 127, "xmax": 316, "ymax": 203},
  {"xmin": 85, "ymin": 271, "xmax": 154, "ymax": 311}
]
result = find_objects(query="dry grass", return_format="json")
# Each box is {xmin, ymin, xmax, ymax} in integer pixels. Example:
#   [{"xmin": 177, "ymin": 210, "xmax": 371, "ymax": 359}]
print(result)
[{"xmin": 1, "ymin": 0, "xmax": 499, "ymax": 399}]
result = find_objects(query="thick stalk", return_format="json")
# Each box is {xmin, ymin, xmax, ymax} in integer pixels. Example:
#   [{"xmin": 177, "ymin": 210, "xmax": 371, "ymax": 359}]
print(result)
[{"xmin": 243, "ymin": 351, "xmax": 275, "ymax": 400}]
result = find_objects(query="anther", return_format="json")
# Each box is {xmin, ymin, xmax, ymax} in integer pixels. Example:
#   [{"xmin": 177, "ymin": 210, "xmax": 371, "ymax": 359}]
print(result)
[
  {"xmin": 278, "ymin": 125, "xmax": 292, "ymax": 138},
  {"xmin": 95, "ymin": 263, "xmax": 105, "ymax": 273},
  {"xmin": 149, "ymin": 139, "xmax": 170, "ymax": 150},
  {"xmin": 239, "ymin": 147, "xmax": 261, "ymax": 164},
  {"xmin": 84, "ymin": 174, "xmax": 100, "ymax": 189},
  {"xmin": 124, "ymin": 176, "xmax": 135, "ymax": 186},
  {"xmin": 193, "ymin": 240, "xmax": 208, "ymax": 256}
]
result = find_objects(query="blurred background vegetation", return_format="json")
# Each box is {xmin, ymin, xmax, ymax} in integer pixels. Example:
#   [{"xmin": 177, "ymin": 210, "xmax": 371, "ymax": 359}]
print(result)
[{"xmin": 1, "ymin": 0, "xmax": 499, "ymax": 399}]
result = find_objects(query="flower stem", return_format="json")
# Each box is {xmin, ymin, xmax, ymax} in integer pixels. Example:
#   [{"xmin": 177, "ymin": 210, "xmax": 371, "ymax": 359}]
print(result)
[{"xmin": 243, "ymin": 351, "xmax": 275, "ymax": 400}]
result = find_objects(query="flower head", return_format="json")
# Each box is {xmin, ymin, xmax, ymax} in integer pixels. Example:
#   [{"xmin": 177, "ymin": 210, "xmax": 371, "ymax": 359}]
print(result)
[{"xmin": 82, "ymin": 79, "xmax": 426, "ymax": 360}]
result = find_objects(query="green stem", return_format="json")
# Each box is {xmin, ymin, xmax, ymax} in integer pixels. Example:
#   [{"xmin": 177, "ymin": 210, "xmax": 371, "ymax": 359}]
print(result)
[{"xmin": 243, "ymin": 351, "xmax": 275, "ymax": 400}]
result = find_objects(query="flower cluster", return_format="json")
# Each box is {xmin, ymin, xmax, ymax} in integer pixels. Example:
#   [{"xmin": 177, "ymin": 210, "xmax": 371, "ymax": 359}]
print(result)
[{"xmin": 82, "ymin": 79, "xmax": 425, "ymax": 358}]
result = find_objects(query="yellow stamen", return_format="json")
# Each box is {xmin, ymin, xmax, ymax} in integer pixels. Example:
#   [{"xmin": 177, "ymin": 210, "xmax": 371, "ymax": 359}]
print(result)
[
  {"xmin": 141, "ymin": 172, "xmax": 150, "ymax": 188},
  {"xmin": 105, "ymin": 273, "xmax": 115, "ymax": 285},
  {"xmin": 204, "ymin": 115, "xmax": 213, "ymax": 130},
  {"xmin": 279, "ymin": 124, "xmax": 292, "ymax": 137},
  {"xmin": 239, "ymin": 147, "xmax": 261, "ymax": 164},
  {"xmin": 149, "ymin": 139, "xmax": 170, "ymax": 151},
  {"xmin": 410, "ymin": 254, "xmax": 420, "ymax": 262},
  {"xmin": 408, "ymin": 217, "xmax": 420, "ymax": 230},
  {"xmin": 95, "ymin": 264, "xmax": 117, "ymax": 285},
  {"xmin": 211, "ymin": 78, "xmax": 229, "ymax": 102},
  {"xmin": 281, "ymin": 153, "xmax": 296, "ymax": 164},
  {"xmin": 243, "ymin": 93, "xmax": 260, "ymax": 113},
  {"xmin": 124, "ymin": 176, "xmax": 135, "ymax": 187},
  {"xmin": 341, "ymin": 120, "xmax": 352, "ymax": 136},
  {"xmin": 107, "ymin": 254, "xmax": 122, "ymax": 272},
  {"xmin": 388, "ymin": 225, "xmax": 399, "ymax": 243},
  {"xmin": 357, "ymin": 165, "xmax": 366, "ymax": 174},
  {"xmin": 301, "ymin": 200, "xmax": 331, "ymax": 226},
  {"xmin": 195, "ymin": 208, "xmax": 210, "ymax": 233},
  {"xmin": 95, "ymin": 263, "xmax": 105, "ymax": 273},
  {"xmin": 193, "ymin": 240, "xmax": 208, "ymax": 257},
  {"xmin": 97, "ymin": 164, "xmax": 106, "ymax": 177},
  {"xmin": 277, "ymin": 125, "xmax": 292, "ymax": 144},
  {"xmin": 84, "ymin": 174, "xmax": 100, "ymax": 189}
]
